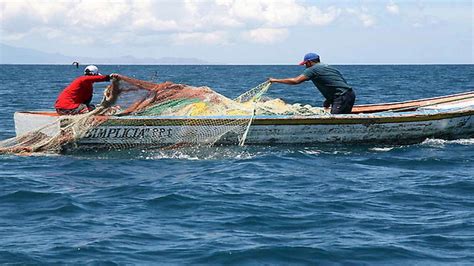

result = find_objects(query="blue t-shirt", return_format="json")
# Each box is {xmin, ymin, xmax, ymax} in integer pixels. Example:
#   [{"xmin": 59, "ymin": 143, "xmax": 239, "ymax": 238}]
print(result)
[{"xmin": 302, "ymin": 63, "xmax": 352, "ymax": 101}]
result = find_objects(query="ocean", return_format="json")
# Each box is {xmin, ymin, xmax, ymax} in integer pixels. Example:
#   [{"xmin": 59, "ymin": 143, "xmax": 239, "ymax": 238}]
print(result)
[{"xmin": 0, "ymin": 64, "xmax": 473, "ymax": 264}]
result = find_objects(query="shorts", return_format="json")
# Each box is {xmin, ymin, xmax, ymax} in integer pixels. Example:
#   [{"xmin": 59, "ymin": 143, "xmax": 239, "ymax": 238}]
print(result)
[
  {"xmin": 56, "ymin": 104, "xmax": 93, "ymax": 115},
  {"xmin": 331, "ymin": 89, "xmax": 356, "ymax": 114}
]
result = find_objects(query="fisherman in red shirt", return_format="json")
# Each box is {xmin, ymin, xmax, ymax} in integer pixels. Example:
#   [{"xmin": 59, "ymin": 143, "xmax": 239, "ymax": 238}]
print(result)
[{"xmin": 55, "ymin": 65, "xmax": 118, "ymax": 115}]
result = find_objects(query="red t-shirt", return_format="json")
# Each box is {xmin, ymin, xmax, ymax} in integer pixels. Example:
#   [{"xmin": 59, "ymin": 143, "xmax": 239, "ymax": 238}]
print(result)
[{"xmin": 55, "ymin": 75, "xmax": 110, "ymax": 110}]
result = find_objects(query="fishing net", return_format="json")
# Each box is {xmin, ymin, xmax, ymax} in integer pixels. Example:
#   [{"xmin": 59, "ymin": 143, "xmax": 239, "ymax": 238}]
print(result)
[{"xmin": 0, "ymin": 75, "xmax": 327, "ymax": 154}]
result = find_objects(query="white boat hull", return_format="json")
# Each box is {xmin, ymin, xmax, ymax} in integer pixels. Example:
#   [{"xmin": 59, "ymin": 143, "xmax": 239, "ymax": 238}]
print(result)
[{"xmin": 13, "ymin": 108, "xmax": 474, "ymax": 150}]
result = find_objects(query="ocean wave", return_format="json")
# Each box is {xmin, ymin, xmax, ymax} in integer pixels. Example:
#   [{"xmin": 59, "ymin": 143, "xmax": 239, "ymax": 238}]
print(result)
[
  {"xmin": 418, "ymin": 180, "xmax": 474, "ymax": 195},
  {"xmin": 195, "ymin": 244, "xmax": 445, "ymax": 264},
  {"xmin": 0, "ymin": 251, "xmax": 42, "ymax": 264},
  {"xmin": 370, "ymin": 147, "xmax": 395, "ymax": 152},
  {"xmin": 83, "ymin": 146, "xmax": 259, "ymax": 160},
  {"xmin": 0, "ymin": 190, "xmax": 63, "ymax": 202},
  {"xmin": 145, "ymin": 193, "xmax": 198, "ymax": 209},
  {"xmin": 196, "ymin": 246, "xmax": 332, "ymax": 264},
  {"xmin": 25, "ymin": 202, "xmax": 85, "ymax": 215},
  {"xmin": 142, "ymin": 147, "xmax": 257, "ymax": 160},
  {"xmin": 421, "ymin": 138, "xmax": 474, "ymax": 147},
  {"xmin": 299, "ymin": 149, "xmax": 321, "ymax": 156}
]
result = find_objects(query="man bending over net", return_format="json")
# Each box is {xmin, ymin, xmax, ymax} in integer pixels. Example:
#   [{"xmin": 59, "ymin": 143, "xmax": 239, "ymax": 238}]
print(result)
[{"xmin": 54, "ymin": 65, "xmax": 119, "ymax": 115}]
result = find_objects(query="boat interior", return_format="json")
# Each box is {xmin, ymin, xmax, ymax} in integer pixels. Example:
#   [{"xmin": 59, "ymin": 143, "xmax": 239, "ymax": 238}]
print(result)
[{"xmin": 18, "ymin": 91, "xmax": 474, "ymax": 117}]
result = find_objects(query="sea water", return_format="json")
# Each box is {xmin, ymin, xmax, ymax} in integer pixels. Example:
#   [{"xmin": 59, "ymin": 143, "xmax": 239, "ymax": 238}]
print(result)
[{"xmin": 0, "ymin": 64, "xmax": 473, "ymax": 264}]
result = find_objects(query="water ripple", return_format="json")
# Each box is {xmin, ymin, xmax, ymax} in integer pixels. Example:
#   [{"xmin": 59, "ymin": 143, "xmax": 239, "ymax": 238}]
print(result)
[{"xmin": 1, "ymin": 65, "xmax": 474, "ymax": 264}]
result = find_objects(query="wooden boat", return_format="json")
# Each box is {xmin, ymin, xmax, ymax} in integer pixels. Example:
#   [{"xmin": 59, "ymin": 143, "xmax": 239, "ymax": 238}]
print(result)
[{"xmin": 13, "ymin": 91, "xmax": 474, "ymax": 149}]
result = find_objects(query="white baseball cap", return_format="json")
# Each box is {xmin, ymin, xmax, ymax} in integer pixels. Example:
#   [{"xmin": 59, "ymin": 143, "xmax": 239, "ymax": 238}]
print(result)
[{"xmin": 84, "ymin": 65, "xmax": 100, "ymax": 75}]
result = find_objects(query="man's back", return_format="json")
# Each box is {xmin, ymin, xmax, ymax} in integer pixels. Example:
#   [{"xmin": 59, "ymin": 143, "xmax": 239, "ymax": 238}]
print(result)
[
  {"xmin": 303, "ymin": 64, "xmax": 352, "ymax": 101},
  {"xmin": 55, "ymin": 75, "xmax": 109, "ymax": 110}
]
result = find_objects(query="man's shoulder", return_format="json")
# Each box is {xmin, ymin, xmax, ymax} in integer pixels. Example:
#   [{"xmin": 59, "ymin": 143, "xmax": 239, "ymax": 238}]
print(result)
[
  {"xmin": 81, "ymin": 75, "xmax": 108, "ymax": 82},
  {"xmin": 302, "ymin": 67, "xmax": 316, "ymax": 77},
  {"xmin": 313, "ymin": 63, "xmax": 330, "ymax": 69},
  {"xmin": 315, "ymin": 63, "xmax": 340, "ymax": 73},
  {"xmin": 304, "ymin": 64, "xmax": 325, "ymax": 74},
  {"xmin": 307, "ymin": 63, "xmax": 327, "ymax": 70},
  {"xmin": 74, "ymin": 75, "xmax": 90, "ymax": 82}
]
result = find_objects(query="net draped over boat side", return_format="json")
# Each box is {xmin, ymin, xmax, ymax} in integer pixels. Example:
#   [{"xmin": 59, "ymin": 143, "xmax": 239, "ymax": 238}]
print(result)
[
  {"xmin": 0, "ymin": 75, "xmax": 328, "ymax": 154},
  {"xmin": 113, "ymin": 76, "xmax": 326, "ymax": 117},
  {"xmin": 102, "ymin": 76, "xmax": 273, "ymax": 149}
]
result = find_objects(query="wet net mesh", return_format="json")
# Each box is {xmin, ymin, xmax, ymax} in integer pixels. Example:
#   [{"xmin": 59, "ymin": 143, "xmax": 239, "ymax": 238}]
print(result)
[{"xmin": 0, "ymin": 75, "xmax": 327, "ymax": 154}]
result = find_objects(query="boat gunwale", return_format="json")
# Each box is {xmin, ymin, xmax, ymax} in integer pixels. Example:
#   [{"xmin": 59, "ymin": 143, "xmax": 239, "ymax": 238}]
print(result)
[
  {"xmin": 15, "ymin": 107, "xmax": 474, "ymax": 126},
  {"xmin": 14, "ymin": 90, "xmax": 474, "ymax": 126},
  {"xmin": 354, "ymin": 90, "xmax": 474, "ymax": 107},
  {"xmin": 17, "ymin": 90, "xmax": 474, "ymax": 117},
  {"xmin": 98, "ymin": 108, "xmax": 474, "ymax": 126},
  {"xmin": 352, "ymin": 91, "xmax": 474, "ymax": 113}
]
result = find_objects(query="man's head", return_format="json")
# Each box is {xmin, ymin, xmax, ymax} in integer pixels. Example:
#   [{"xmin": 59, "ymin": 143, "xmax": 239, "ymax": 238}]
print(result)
[
  {"xmin": 84, "ymin": 65, "xmax": 100, "ymax": 75},
  {"xmin": 299, "ymin": 53, "xmax": 320, "ymax": 68}
]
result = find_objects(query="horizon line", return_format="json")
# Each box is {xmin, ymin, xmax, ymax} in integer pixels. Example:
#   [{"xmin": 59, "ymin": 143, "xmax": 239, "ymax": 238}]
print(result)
[{"xmin": 0, "ymin": 63, "xmax": 473, "ymax": 66}]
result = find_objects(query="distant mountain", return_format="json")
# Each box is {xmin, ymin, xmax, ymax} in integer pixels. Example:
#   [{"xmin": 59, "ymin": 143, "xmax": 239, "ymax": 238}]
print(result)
[{"xmin": 0, "ymin": 43, "xmax": 213, "ymax": 65}]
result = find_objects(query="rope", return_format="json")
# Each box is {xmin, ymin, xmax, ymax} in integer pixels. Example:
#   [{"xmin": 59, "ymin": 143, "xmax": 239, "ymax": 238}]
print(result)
[{"xmin": 239, "ymin": 81, "xmax": 271, "ymax": 146}]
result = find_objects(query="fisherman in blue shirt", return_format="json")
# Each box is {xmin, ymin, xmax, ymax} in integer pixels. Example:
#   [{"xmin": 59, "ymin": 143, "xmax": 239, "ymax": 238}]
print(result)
[{"xmin": 269, "ymin": 53, "xmax": 356, "ymax": 114}]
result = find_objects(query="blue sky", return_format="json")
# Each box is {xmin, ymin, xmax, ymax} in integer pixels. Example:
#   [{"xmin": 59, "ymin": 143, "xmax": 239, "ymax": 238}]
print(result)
[{"xmin": 0, "ymin": 0, "xmax": 472, "ymax": 64}]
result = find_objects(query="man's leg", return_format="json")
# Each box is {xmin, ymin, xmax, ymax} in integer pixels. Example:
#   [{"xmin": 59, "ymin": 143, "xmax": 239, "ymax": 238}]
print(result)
[
  {"xmin": 331, "ymin": 96, "xmax": 343, "ymax": 114},
  {"xmin": 331, "ymin": 90, "xmax": 356, "ymax": 114},
  {"xmin": 56, "ymin": 104, "xmax": 89, "ymax": 115},
  {"xmin": 341, "ymin": 90, "xmax": 356, "ymax": 114}
]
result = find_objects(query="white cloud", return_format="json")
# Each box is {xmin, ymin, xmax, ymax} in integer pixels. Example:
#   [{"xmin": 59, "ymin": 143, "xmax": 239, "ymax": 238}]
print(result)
[
  {"xmin": 242, "ymin": 27, "xmax": 289, "ymax": 44},
  {"xmin": 0, "ymin": 0, "xmax": 342, "ymax": 47},
  {"xmin": 360, "ymin": 14, "xmax": 376, "ymax": 27},
  {"xmin": 386, "ymin": 1, "xmax": 400, "ymax": 15},
  {"xmin": 182, "ymin": 1, "xmax": 243, "ymax": 30},
  {"xmin": 131, "ymin": 17, "xmax": 179, "ymax": 32},
  {"xmin": 1, "ymin": 0, "xmax": 471, "ymax": 64},
  {"xmin": 259, "ymin": 0, "xmax": 306, "ymax": 27},
  {"xmin": 1, "ymin": 32, "xmax": 27, "ymax": 41},
  {"xmin": 66, "ymin": 0, "xmax": 128, "ymax": 28},
  {"xmin": 43, "ymin": 28, "xmax": 62, "ymax": 40},
  {"xmin": 411, "ymin": 15, "xmax": 442, "ymax": 29},
  {"xmin": 172, "ymin": 31, "xmax": 229, "ymax": 45},
  {"xmin": 346, "ymin": 8, "xmax": 376, "ymax": 27},
  {"xmin": 226, "ymin": 0, "xmax": 266, "ymax": 22},
  {"xmin": 306, "ymin": 6, "xmax": 341, "ymax": 26},
  {"xmin": 184, "ymin": 0, "xmax": 199, "ymax": 16},
  {"xmin": 0, "ymin": 1, "xmax": 63, "ymax": 32},
  {"xmin": 66, "ymin": 35, "xmax": 96, "ymax": 46}
]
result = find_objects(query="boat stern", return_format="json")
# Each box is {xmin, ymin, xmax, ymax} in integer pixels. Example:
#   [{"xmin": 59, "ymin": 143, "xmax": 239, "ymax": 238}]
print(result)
[{"xmin": 14, "ymin": 111, "xmax": 61, "ymax": 137}]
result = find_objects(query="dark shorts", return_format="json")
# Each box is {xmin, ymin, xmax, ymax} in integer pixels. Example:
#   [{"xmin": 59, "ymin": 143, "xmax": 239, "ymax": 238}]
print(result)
[
  {"xmin": 331, "ymin": 89, "xmax": 356, "ymax": 114},
  {"xmin": 56, "ymin": 104, "xmax": 93, "ymax": 115}
]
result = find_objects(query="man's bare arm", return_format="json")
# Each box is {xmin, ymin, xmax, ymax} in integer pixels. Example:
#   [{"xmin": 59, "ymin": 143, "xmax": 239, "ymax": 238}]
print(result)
[{"xmin": 269, "ymin": 75, "xmax": 309, "ymax": 85}]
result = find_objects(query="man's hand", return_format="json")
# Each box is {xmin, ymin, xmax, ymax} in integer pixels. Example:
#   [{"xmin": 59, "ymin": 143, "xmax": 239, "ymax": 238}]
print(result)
[{"xmin": 110, "ymin": 73, "xmax": 120, "ymax": 79}]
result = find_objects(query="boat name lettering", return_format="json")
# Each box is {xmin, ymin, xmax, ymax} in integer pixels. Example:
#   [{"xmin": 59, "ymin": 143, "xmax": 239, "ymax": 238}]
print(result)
[{"xmin": 84, "ymin": 127, "xmax": 173, "ymax": 139}]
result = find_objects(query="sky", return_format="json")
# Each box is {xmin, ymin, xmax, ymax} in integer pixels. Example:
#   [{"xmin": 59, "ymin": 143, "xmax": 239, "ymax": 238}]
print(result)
[{"xmin": 0, "ymin": 0, "xmax": 472, "ymax": 64}]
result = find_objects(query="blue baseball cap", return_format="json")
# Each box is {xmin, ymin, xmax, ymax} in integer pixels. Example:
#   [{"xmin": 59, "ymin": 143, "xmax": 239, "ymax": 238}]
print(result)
[{"xmin": 299, "ymin": 52, "xmax": 320, "ymax": 65}]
